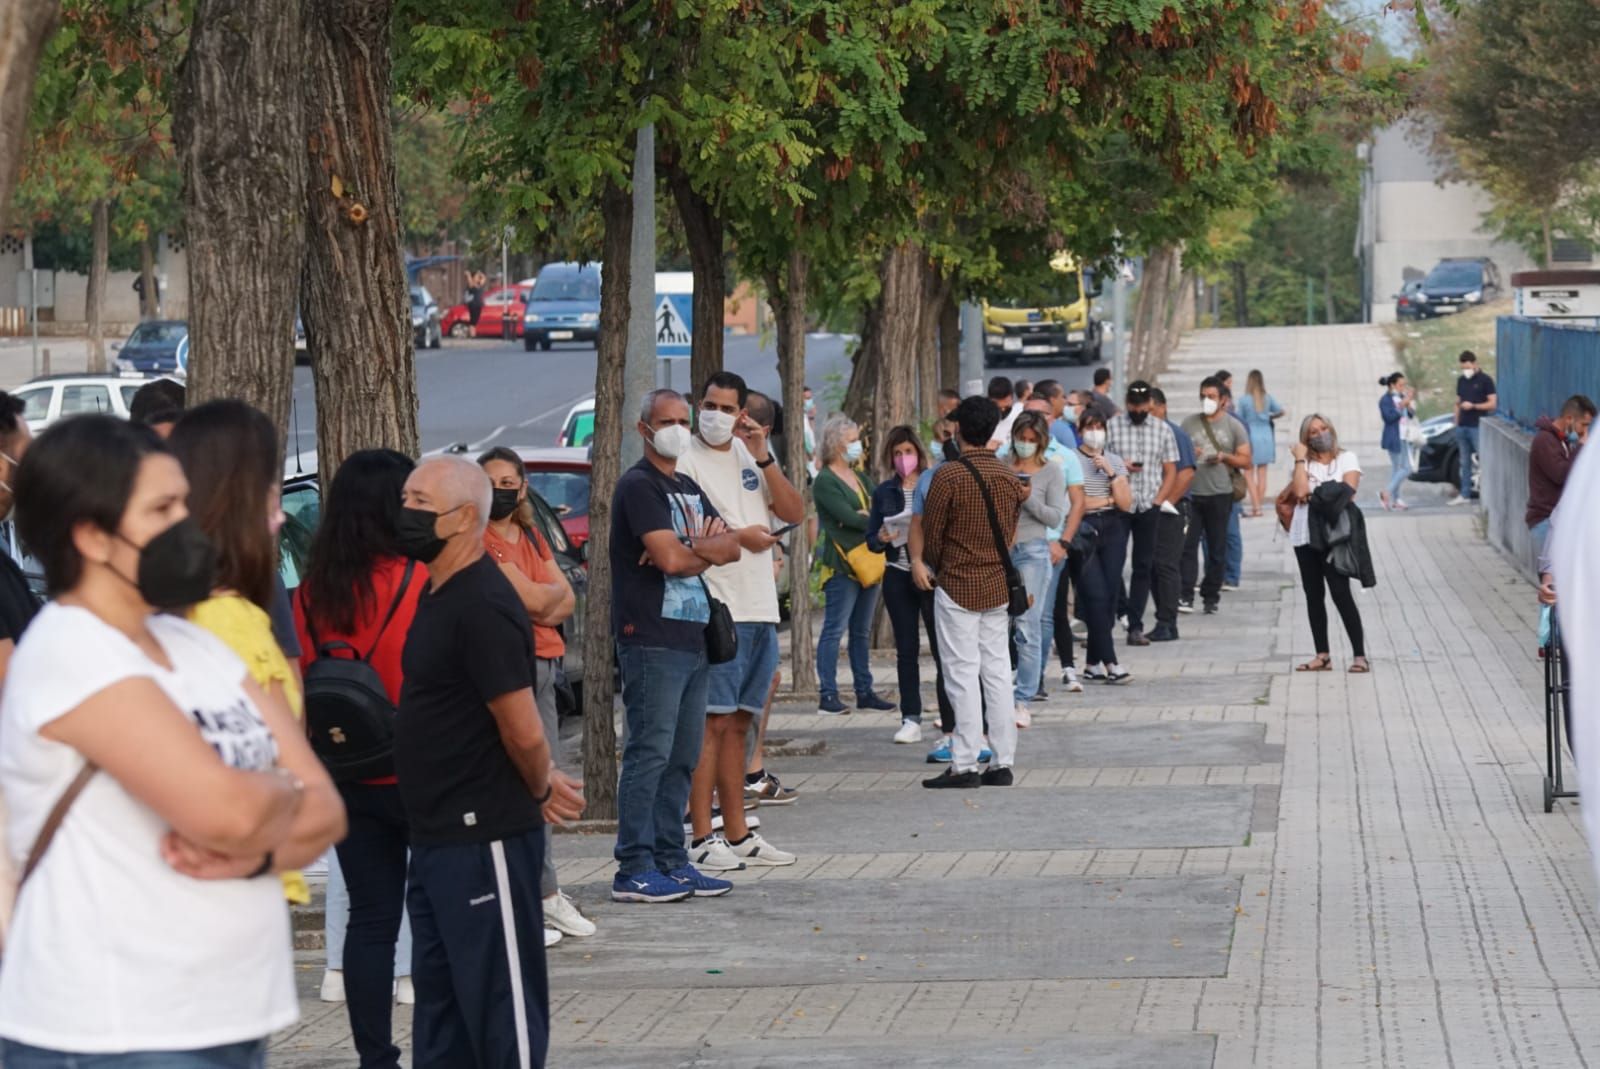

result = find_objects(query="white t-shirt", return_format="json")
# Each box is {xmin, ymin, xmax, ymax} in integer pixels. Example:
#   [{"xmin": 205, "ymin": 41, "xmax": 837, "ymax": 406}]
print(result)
[
  {"xmin": 0, "ymin": 604, "xmax": 297, "ymax": 1052},
  {"xmin": 990, "ymin": 407, "xmax": 1020, "ymax": 448},
  {"xmin": 1289, "ymin": 450, "xmax": 1362, "ymax": 548},
  {"xmin": 676, "ymin": 436, "xmax": 780, "ymax": 623}
]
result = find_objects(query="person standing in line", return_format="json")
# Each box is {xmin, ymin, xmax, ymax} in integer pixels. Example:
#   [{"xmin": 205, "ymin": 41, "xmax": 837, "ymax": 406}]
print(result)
[
  {"xmin": 477, "ymin": 447, "xmax": 597, "ymax": 944},
  {"xmin": 1014, "ymin": 379, "xmax": 1034, "ymax": 404},
  {"xmin": 1148, "ymin": 387, "xmax": 1195, "ymax": 642},
  {"xmin": 1285, "ymin": 416, "xmax": 1368, "ymax": 673},
  {"xmin": 802, "ymin": 385, "xmax": 818, "ymax": 471},
  {"xmin": 1451, "ymin": 350, "xmax": 1497, "ymax": 505},
  {"xmin": 675, "ymin": 372, "xmax": 802, "ymax": 872},
  {"xmin": 1181, "ymin": 377, "xmax": 1251, "ymax": 614},
  {"xmin": 1526, "ymin": 394, "xmax": 1595, "ymax": 555},
  {"xmin": 0, "ymin": 393, "xmax": 39, "ymax": 681},
  {"xmin": 1071, "ymin": 410, "xmax": 1134, "ymax": 682},
  {"xmin": 1377, "ymin": 372, "xmax": 1418, "ymax": 512},
  {"xmin": 985, "ymin": 376, "xmax": 1019, "ymax": 448},
  {"xmin": 920, "ymin": 396, "xmax": 1028, "ymax": 788},
  {"xmin": 1004, "ymin": 412, "xmax": 1066, "ymax": 726},
  {"xmin": 1085, "ymin": 367, "xmax": 1119, "ymax": 422},
  {"xmin": 813, "ymin": 416, "xmax": 894, "ymax": 716},
  {"xmin": 1033, "ymin": 379, "xmax": 1079, "ymax": 451},
  {"xmin": 1237, "ymin": 370, "xmax": 1284, "ymax": 518},
  {"xmin": 1106, "ymin": 381, "xmax": 1179, "ymax": 647},
  {"xmin": 1219, "ymin": 388, "xmax": 1248, "ymax": 590}
]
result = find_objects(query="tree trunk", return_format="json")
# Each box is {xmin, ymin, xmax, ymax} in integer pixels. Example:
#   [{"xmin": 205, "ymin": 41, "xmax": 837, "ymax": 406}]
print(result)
[
  {"xmin": 580, "ymin": 178, "xmax": 633, "ymax": 820},
  {"xmin": 0, "ymin": 0, "xmax": 59, "ymax": 231},
  {"xmin": 1323, "ymin": 262, "xmax": 1336, "ymax": 325},
  {"xmin": 938, "ymin": 289, "xmax": 960, "ymax": 394},
  {"xmin": 1230, "ymin": 260, "xmax": 1248, "ymax": 327},
  {"xmin": 848, "ymin": 240, "xmax": 924, "ymax": 453},
  {"xmin": 917, "ymin": 264, "xmax": 949, "ymax": 426},
  {"xmin": 301, "ymin": 0, "xmax": 415, "ymax": 473},
  {"xmin": 84, "ymin": 198, "xmax": 108, "ymax": 372},
  {"xmin": 176, "ymin": 0, "xmax": 305, "ymax": 436},
  {"xmin": 768, "ymin": 249, "xmax": 816, "ymax": 696},
  {"xmin": 669, "ymin": 167, "xmax": 725, "ymax": 396},
  {"xmin": 1541, "ymin": 211, "xmax": 1554, "ymax": 269},
  {"xmin": 139, "ymin": 234, "xmax": 159, "ymax": 319}
]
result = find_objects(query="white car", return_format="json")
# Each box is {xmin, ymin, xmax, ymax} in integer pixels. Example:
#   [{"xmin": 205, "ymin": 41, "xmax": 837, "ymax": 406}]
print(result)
[
  {"xmin": 11, "ymin": 372, "xmax": 181, "ymax": 433},
  {"xmin": 558, "ymin": 397, "xmax": 595, "ymax": 448}
]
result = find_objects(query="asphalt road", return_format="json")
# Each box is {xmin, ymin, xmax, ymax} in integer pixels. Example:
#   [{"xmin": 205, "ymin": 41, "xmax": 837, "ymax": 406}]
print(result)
[{"xmin": 283, "ymin": 333, "xmax": 1107, "ymax": 464}]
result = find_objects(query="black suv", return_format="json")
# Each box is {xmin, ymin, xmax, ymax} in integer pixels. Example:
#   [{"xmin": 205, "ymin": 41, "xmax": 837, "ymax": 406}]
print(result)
[{"xmin": 1413, "ymin": 258, "xmax": 1501, "ymax": 317}]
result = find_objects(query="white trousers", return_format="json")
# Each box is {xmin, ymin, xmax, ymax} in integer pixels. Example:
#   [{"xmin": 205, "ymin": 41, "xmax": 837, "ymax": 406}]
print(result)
[{"xmin": 933, "ymin": 587, "xmax": 1019, "ymax": 773}]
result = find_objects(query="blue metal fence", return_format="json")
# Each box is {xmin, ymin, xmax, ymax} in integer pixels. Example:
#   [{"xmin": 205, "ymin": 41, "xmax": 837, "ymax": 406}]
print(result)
[{"xmin": 1495, "ymin": 316, "xmax": 1600, "ymax": 431}]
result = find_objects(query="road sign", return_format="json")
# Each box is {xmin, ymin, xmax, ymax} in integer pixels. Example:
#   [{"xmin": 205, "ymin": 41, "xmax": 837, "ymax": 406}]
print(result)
[{"xmin": 655, "ymin": 294, "xmax": 692, "ymax": 358}]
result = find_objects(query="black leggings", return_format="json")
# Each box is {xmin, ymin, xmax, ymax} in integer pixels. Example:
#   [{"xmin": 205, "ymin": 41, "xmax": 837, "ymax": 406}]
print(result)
[{"xmin": 1294, "ymin": 544, "xmax": 1365, "ymax": 657}]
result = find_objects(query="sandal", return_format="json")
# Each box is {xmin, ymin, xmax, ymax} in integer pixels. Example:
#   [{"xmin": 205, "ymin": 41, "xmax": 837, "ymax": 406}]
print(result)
[
  {"xmin": 1296, "ymin": 654, "xmax": 1332, "ymax": 672},
  {"xmin": 1348, "ymin": 657, "xmax": 1370, "ymax": 674}
]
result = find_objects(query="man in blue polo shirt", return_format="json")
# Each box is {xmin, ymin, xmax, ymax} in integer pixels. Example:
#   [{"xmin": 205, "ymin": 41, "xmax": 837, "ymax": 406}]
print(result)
[{"xmin": 1453, "ymin": 349, "xmax": 1497, "ymax": 504}]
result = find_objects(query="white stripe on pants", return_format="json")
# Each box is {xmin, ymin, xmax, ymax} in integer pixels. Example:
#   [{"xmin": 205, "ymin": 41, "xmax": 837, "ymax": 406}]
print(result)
[
  {"xmin": 933, "ymin": 587, "xmax": 1018, "ymax": 773},
  {"xmin": 490, "ymin": 841, "xmax": 533, "ymax": 1069}
]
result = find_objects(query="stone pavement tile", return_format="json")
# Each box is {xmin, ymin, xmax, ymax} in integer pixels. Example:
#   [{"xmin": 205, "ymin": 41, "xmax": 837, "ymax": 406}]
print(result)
[{"xmin": 554, "ymin": 1033, "xmax": 1216, "ymax": 1068}]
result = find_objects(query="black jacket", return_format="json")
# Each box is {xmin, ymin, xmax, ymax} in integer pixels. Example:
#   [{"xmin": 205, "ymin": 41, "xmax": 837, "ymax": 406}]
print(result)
[
  {"xmin": 866, "ymin": 478, "xmax": 915, "ymax": 566},
  {"xmin": 1308, "ymin": 482, "xmax": 1376, "ymax": 588}
]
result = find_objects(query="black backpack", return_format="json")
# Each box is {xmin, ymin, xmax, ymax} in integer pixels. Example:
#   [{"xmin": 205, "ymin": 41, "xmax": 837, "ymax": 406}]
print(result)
[{"xmin": 301, "ymin": 561, "xmax": 417, "ymax": 783}]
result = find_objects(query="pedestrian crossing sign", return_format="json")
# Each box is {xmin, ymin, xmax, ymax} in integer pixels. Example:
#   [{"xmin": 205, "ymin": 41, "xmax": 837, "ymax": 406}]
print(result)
[{"xmin": 656, "ymin": 295, "xmax": 692, "ymax": 358}]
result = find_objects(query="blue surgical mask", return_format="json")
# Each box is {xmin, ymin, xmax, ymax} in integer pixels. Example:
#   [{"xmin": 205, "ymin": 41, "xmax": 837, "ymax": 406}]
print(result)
[
  {"xmin": 1568, "ymin": 431, "xmax": 1580, "ymax": 445},
  {"xmin": 845, "ymin": 440, "xmax": 863, "ymax": 463}
]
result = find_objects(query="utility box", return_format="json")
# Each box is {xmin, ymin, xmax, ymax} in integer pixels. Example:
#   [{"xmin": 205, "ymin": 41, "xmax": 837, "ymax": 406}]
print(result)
[
  {"xmin": 14, "ymin": 270, "xmax": 54, "ymax": 309},
  {"xmin": 1512, "ymin": 269, "xmax": 1600, "ymax": 323}
]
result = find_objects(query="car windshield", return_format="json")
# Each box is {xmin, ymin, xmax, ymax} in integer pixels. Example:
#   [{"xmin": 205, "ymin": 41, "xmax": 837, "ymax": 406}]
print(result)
[
  {"xmin": 410, "ymin": 289, "xmax": 430, "ymax": 309},
  {"xmin": 1425, "ymin": 263, "xmax": 1482, "ymax": 289},
  {"xmin": 990, "ymin": 273, "xmax": 1083, "ymax": 310},
  {"xmin": 527, "ymin": 470, "xmax": 590, "ymax": 518},
  {"xmin": 531, "ymin": 270, "xmax": 600, "ymax": 303},
  {"xmin": 130, "ymin": 323, "xmax": 186, "ymax": 344}
]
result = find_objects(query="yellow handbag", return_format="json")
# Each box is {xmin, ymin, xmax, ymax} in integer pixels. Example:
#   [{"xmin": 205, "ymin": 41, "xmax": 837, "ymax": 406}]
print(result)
[{"xmin": 833, "ymin": 478, "xmax": 885, "ymax": 588}]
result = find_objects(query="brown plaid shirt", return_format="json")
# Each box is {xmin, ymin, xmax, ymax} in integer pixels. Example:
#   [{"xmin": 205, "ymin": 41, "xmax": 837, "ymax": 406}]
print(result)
[{"xmin": 922, "ymin": 446, "xmax": 1026, "ymax": 612}]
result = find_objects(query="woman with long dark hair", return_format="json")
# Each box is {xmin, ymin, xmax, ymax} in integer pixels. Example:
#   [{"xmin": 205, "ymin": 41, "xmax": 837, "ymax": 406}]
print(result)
[
  {"xmin": 1377, "ymin": 372, "xmax": 1416, "ymax": 511},
  {"xmin": 293, "ymin": 448, "xmax": 425, "ymax": 1069},
  {"xmin": 1073, "ymin": 409, "xmax": 1134, "ymax": 684}
]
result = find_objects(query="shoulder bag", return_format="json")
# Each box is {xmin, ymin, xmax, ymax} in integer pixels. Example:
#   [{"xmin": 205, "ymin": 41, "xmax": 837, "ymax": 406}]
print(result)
[
  {"xmin": 1199, "ymin": 418, "xmax": 1248, "ymax": 503},
  {"xmin": 667, "ymin": 475, "xmax": 739, "ymax": 665},
  {"xmin": 302, "ymin": 561, "xmax": 417, "ymax": 782},
  {"xmin": 954, "ymin": 456, "xmax": 1030, "ymax": 617},
  {"xmin": 827, "ymin": 473, "xmax": 885, "ymax": 588},
  {"xmin": 0, "ymin": 761, "xmax": 97, "ymax": 953}
]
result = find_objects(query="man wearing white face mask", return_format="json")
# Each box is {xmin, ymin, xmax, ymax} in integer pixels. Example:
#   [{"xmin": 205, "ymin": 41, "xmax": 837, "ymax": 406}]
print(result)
[
  {"xmin": 1181, "ymin": 377, "xmax": 1251, "ymax": 614},
  {"xmin": 676, "ymin": 373, "xmax": 804, "ymax": 872}
]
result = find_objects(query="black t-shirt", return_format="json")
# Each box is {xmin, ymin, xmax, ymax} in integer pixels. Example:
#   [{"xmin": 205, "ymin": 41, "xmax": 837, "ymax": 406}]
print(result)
[
  {"xmin": 610, "ymin": 459, "xmax": 722, "ymax": 651},
  {"xmin": 395, "ymin": 554, "xmax": 540, "ymax": 846},
  {"xmin": 1456, "ymin": 371, "xmax": 1496, "ymax": 428},
  {"xmin": 0, "ymin": 553, "xmax": 39, "ymax": 642}
]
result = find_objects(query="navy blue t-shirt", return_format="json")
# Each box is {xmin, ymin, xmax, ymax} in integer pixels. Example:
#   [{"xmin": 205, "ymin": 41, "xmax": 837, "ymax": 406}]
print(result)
[
  {"xmin": 610, "ymin": 458, "xmax": 723, "ymax": 651},
  {"xmin": 1456, "ymin": 370, "xmax": 1496, "ymax": 428}
]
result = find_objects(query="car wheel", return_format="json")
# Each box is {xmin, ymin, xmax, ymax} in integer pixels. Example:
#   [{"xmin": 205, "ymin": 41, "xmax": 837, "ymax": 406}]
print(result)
[
  {"xmin": 449, "ymin": 322, "xmax": 471, "ymax": 339},
  {"xmin": 540, "ymin": 339, "xmax": 553, "ymax": 351},
  {"xmin": 1080, "ymin": 341, "xmax": 1102, "ymax": 366},
  {"xmin": 524, "ymin": 335, "xmax": 537, "ymax": 352}
]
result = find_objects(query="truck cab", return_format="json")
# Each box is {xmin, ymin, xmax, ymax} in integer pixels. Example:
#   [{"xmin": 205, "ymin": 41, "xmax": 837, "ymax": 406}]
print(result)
[{"xmin": 983, "ymin": 255, "xmax": 1101, "ymax": 366}]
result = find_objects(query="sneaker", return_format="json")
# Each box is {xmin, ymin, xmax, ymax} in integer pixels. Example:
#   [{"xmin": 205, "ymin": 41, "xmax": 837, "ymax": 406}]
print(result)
[
  {"xmin": 395, "ymin": 977, "xmax": 415, "ymax": 1005},
  {"xmin": 817, "ymin": 694, "xmax": 850, "ymax": 715},
  {"xmin": 1062, "ymin": 667, "xmax": 1083, "ymax": 693},
  {"xmin": 922, "ymin": 768, "xmax": 981, "ymax": 789},
  {"xmin": 1126, "ymin": 630, "xmax": 1151, "ymax": 647},
  {"xmin": 745, "ymin": 772, "xmax": 798, "ymax": 806},
  {"xmin": 1222, "ymin": 582, "xmax": 1240, "ymax": 592},
  {"xmin": 856, "ymin": 692, "xmax": 898, "ymax": 712},
  {"xmin": 1203, "ymin": 601, "xmax": 1219, "ymax": 615},
  {"xmin": 1082, "ymin": 665, "xmax": 1108, "ymax": 683},
  {"xmin": 1029, "ymin": 689, "xmax": 1049, "ymax": 703},
  {"xmin": 725, "ymin": 831, "xmax": 797, "ymax": 867},
  {"xmin": 1148, "ymin": 624, "xmax": 1180, "ymax": 642},
  {"xmin": 1177, "ymin": 599, "xmax": 1195, "ymax": 614},
  {"xmin": 980, "ymin": 766, "xmax": 1015, "ymax": 787},
  {"xmin": 612, "ymin": 870, "xmax": 694, "ymax": 903},
  {"xmin": 1448, "ymin": 494, "xmax": 1469, "ymax": 506},
  {"xmin": 319, "ymin": 969, "xmax": 346, "ymax": 1004},
  {"xmin": 664, "ymin": 864, "xmax": 733, "ymax": 898},
  {"xmin": 1014, "ymin": 704, "xmax": 1032, "ymax": 730},
  {"xmin": 545, "ymin": 928, "xmax": 563, "ymax": 948},
  {"xmin": 689, "ymin": 835, "xmax": 748, "ymax": 872},
  {"xmin": 978, "ymin": 746, "xmax": 994, "ymax": 763},
  {"xmin": 1105, "ymin": 665, "xmax": 1132, "ymax": 684},
  {"xmin": 1070, "ymin": 619, "xmax": 1089, "ymax": 637},
  {"xmin": 926, "ymin": 738, "xmax": 953, "ymax": 763},
  {"xmin": 543, "ymin": 890, "xmax": 597, "ymax": 938},
  {"xmin": 894, "ymin": 719, "xmax": 924, "ymax": 744}
]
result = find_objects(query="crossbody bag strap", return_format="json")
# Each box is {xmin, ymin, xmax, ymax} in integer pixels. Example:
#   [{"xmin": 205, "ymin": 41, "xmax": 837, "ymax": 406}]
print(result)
[
  {"xmin": 954, "ymin": 456, "xmax": 1022, "ymax": 583},
  {"xmin": 20, "ymin": 762, "xmax": 97, "ymax": 887},
  {"xmin": 361, "ymin": 559, "xmax": 417, "ymax": 662}
]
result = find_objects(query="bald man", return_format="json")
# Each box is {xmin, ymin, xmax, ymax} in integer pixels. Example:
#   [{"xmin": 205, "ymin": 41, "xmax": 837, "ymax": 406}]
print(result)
[{"xmin": 393, "ymin": 456, "xmax": 583, "ymax": 1069}]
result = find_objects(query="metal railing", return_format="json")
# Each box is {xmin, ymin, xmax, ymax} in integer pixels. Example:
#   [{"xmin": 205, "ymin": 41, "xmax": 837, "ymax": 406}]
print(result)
[{"xmin": 1495, "ymin": 315, "xmax": 1600, "ymax": 430}]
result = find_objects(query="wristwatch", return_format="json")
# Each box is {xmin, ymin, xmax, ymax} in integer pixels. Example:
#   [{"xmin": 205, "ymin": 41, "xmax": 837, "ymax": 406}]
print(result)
[{"xmin": 756, "ymin": 456, "xmax": 776, "ymax": 469}]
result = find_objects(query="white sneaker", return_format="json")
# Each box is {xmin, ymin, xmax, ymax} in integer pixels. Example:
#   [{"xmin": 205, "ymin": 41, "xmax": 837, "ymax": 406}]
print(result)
[
  {"xmin": 1222, "ymin": 583, "xmax": 1240, "ymax": 592},
  {"xmin": 544, "ymin": 927, "xmax": 563, "ymax": 948},
  {"xmin": 724, "ymin": 831, "xmax": 797, "ymax": 867},
  {"xmin": 1063, "ymin": 667, "xmax": 1083, "ymax": 693},
  {"xmin": 893, "ymin": 719, "xmax": 924, "ymax": 744},
  {"xmin": 543, "ymin": 890, "xmax": 597, "ymax": 938},
  {"xmin": 1014, "ymin": 704, "xmax": 1032, "ymax": 730},
  {"xmin": 689, "ymin": 834, "xmax": 748, "ymax": 872},
  {"xmin": 395, "ymin": 976, "xmax": 415, "ymax": 1005},
  {"xmin": 319, "ymin": 969, "xmax": 346, "ymax": 1003},
  {"xmin": 1448, "ymin": 494, "xmax": 1469, "ymax": 506}
]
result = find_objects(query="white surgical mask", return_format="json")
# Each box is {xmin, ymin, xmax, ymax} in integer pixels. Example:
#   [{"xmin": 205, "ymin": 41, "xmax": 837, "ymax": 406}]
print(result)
[
  {"xmin": 1013, "ymin": 441, "xmax": 1038, "ymax": 459},
  {"xmin": 845, "ymin": 440, "xmax": 864, "ymax": 463},
  {"xmin": 1081, "ymin": 429, "xmax": 1106, "ymax": 451},
  {"xmin": 649, "ymin": 424, "xmax": 692, "ymax": 460},
  {"xmin": 1201, "ymin": 397, "xmax": 1220, "ymax": 417},
  {"xmin": 698, "ymin": 409, "xmax": 736, "ymax": 447},
  {"xmin": 1460, "ymin": 367, "xmax": 1476, "ymax": 378}
]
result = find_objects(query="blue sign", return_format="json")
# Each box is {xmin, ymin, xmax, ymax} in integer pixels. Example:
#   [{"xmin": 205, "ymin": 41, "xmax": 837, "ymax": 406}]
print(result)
[{"xmin": 655, "ymin": 294, "xmax": 692, "ymax": 358}]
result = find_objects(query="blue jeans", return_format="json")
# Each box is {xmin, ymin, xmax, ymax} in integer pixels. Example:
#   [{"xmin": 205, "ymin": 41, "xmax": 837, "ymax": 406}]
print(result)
[
  {"xmin": 1200, "ymin": 501, "xmax": 1244, "ymax": 587},
  {"xmin": 1457, "ymin": 425, "xmax": 1479, "ymax": 498},
  {"xmin": 816, "ymin": 572, "xmax": 878, "ymax": 700},
  {"xmin": 1039, "ymin": 556, "xmax": 1068, "ymax": 682},
  {"xmin": 1532, "ymin": 518, "xmax": 1551, "ymax": 562},
  {"xmin": 1010, "ymin": 540, "xmax": 1053, "ymax": 703},
  {"xmin": 1386, "ymin": 446, "xmax": 1411, "ymax": 504},
  {"xmin": 614, "ymin": 644, "xmax": 709, "ymax": 877},
  {"xmin": 0, "ymin": 1040, "xmax": 266, "ymax": 1068}
]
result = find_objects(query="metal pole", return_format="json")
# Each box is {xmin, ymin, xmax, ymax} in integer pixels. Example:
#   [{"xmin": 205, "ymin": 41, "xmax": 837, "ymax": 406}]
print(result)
[
  {"xmin": 621, "ymin": 122, "xmax": 657, "ymax": 471},
  {"xmin": 959, "ymin": 301, "xmax": 984, "ymax": 397},
  {"xmin": 1305, "ymin": 275, "xmax": 1314, "ymax": 326},
  {"xmin": 1111, "ymin": 268, "xmax": 1127, "ymax": 402},
  {"xmin": 24, "ymin": 235, "xmax": 37, "ymax": 378}
]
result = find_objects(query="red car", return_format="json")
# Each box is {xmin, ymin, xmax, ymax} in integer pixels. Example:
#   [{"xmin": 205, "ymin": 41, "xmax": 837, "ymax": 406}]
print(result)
[
  {"xmin": 442, "ymin": 280, "xmax": 536, "ymax": 339},
  {"xmin": 516, "ymin": 446, "xmax": 591, "ymax": 551}
]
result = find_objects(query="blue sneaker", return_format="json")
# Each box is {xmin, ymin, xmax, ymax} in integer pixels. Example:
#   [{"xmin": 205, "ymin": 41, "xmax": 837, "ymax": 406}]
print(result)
[
  {"xmin": 611, "ymin": 871, "xmax": 693, "ymax": 903},
  {"xmin": 979, "ymin": 747, "xmax": 993, "ymax": 763},
  {"xmin": 818, "ymin": 694, "xmax": 850, "ymax": 716},
  {"xmin": 664, "ymin": 864, "xmax": 733, "ymax": 898},
  {"xmin": 926, "ymin": 738, "xmax": 952, "ymax": 763}
]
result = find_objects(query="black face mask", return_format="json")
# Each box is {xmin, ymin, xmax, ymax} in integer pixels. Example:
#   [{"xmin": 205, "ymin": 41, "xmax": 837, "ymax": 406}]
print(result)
[
  {"xmin": 489, "ymin": 488, "xmax": 522, "ymax": 522},
  {"xmin": 114, "ymin": 517, "xmax": 217, "ymax": 610},
  {"xmin": 942, "ymin": 438, "xmax": 962, "ymax": 463},
  {"xmin": 1127, "ymin": 409, "xmax": 1148, "ymax": 426},
  {"xmin": 395, "ymin": 505, "xmax": 461, "ymax": 564}
]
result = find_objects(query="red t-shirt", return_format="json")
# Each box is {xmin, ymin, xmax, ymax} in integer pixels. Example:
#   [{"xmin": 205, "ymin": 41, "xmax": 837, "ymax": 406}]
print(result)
[
  {"xmin": 482, "ymin": 524, "xmax": 566, "ymax": 661},
  {"xmin": 293, "ymin": 555, "xmax": 426, "ymax": 785}
]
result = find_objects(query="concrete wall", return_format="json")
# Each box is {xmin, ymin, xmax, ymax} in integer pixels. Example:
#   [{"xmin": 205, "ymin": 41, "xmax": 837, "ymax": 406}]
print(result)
[{"xmin": 1480, "ymin": 416, "xmax": 1537, "ymax": 580}]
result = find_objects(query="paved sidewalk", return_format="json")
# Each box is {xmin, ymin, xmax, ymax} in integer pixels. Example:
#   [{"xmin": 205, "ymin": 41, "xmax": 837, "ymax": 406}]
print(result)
[{"xmin": 273, "ymin": 325, "xmax": 1598, "ymax": 1067}]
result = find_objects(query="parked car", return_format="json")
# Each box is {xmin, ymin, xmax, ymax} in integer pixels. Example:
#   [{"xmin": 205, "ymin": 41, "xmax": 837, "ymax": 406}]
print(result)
[
  {"xmin": 517, "ymin": 447, "xmax": 591, "ymax": 550},
  {"xmin": 523, "ymin": 262, "xmax": 602, "ymax": 350},
  {"xmin": 1409, "ymin": 413, "xmax": 1477, "ymax": 494},
  {"xmin": 1412, "ymin": 258, "xmax": 1502, "ymax": 317},
  {"xmin": 1394, "ymin": 279, "xmax": 1426, "ymax": 321},
  {"xmin": 113, "ymin": 319, "xmax": 188, "ymax": 374},
  {"xmin": 441, "ymin": 280, "xmax": 537, "ymax": 339},
  {"xmin": 557, "ymin": 398, "xmax": 595, "ymax": 448},
  {"xmin": 411, "ymin": 286, "xmax": 443, "ymax": 350},
  {"xmin": 11, "ymin": 372, "xmax": 177, "ymax": 433}
]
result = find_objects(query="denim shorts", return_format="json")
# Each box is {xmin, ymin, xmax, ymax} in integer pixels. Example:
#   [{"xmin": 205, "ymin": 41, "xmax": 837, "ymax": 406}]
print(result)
[
  {"xmin": 705, "ymin": 622, "xmax": 780, "ymax": 714},
  {"xmin": 0, "ymin": 1038, "xmax": 267, "ymax": 1068}
]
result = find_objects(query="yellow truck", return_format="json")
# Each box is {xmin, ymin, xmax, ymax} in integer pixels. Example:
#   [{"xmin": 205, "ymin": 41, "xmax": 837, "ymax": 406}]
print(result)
[{"xmin": 982, "ymin": 255, "xmax": 1102, "ymax": 367}]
